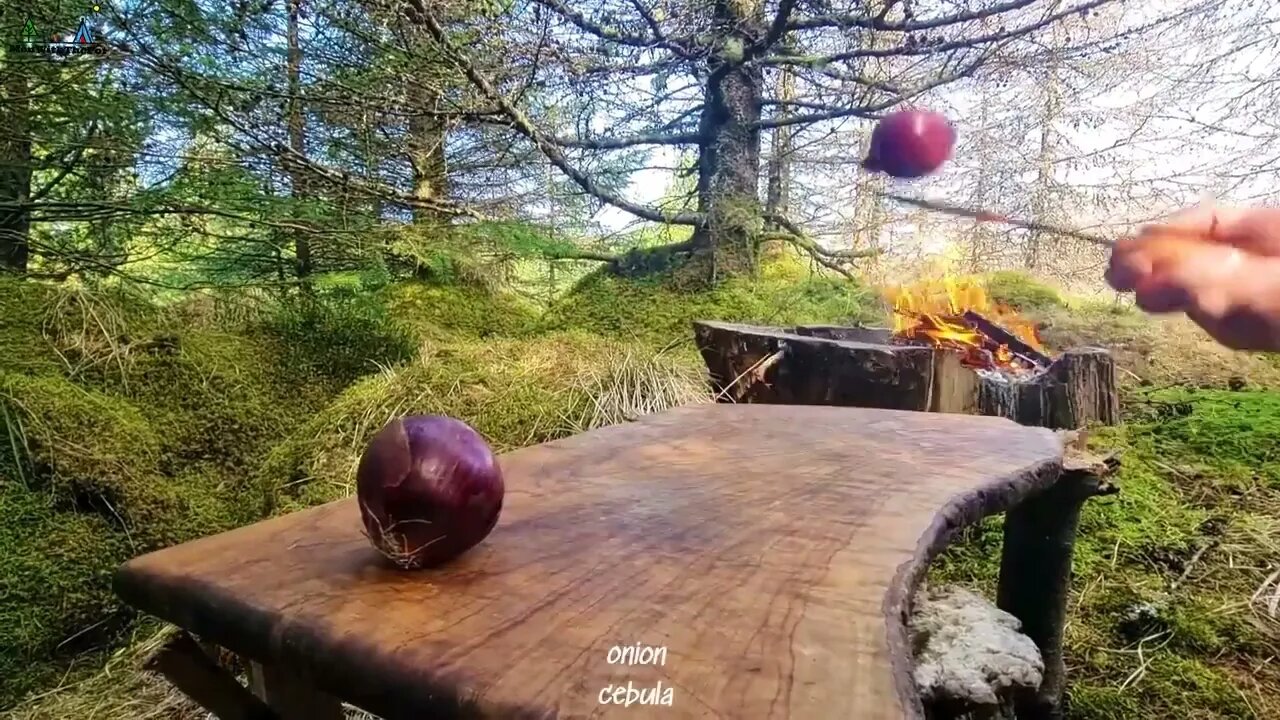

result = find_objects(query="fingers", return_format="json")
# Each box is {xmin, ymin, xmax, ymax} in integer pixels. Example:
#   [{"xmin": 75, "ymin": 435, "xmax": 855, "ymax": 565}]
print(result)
[
  {"xmin": 1136, "ymin": 204, "xmax": 1280, "ymax": 256},
  {"xmin": 1138, "ymin": 238, "xmax": 1239, "ymax": 314},
  {"xmin": 1104, "ymin": 236, "xmax": 1149, "ymax": 292},
  {"xmin": 1107, "ymin": 232, "xmax": 1280, "ymax": 350},
  {"xmin": 1105, "ymin": 233, "xmax": 1231, "ymax": 305},
  {"xmin": 1137, "ymin": 202, "xmax": 1241, "ymax": 241},
  {"xmin": 1110, "ymin": 202, "xmax": 1280, "ymax": 350}
]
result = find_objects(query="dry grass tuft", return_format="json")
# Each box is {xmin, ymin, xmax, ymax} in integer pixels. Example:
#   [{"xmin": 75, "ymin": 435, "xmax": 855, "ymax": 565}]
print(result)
[
  {"xmin": 258, "ymin": 333, "xmax": 710, "ymax": 511},
  {"xmin": 40, "ymin": 285, "xmax": 138, "ymax": 385},
  {"xmin": 562, "ymin": 342, "xmax": 711, "ymax": 433},
  {"xmin": 4, "ymin": 625, "xmax": 206, "ymax": 720},
  {"xmin": 5, "ymin": 623, "xmax": 390, "ymax": 720},
  {"xmin": 1036, "ymin": 300, "xmax": 1280, "ymax": 391}
]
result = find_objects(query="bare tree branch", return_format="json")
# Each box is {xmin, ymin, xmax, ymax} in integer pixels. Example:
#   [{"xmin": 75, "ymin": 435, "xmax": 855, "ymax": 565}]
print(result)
[{"xmin": 405, "ymin": 0, "xmax": 705, "ymax": 227}]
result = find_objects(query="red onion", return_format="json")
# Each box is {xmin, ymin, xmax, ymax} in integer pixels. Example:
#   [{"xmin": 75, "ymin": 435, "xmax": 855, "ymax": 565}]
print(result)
[
  {"xmin": 356, "ymin": 415, "xmax": 504, "ymax": 569},
  {"xmin": 861, "ymin": 109, "xmax": 956, "ymax": 178}
]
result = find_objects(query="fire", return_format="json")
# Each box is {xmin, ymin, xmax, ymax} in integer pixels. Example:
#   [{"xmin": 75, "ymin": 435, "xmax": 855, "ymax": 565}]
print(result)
[{"xmin": 886, "ymin": 276, "xmax": 1048, "ymax": 373}]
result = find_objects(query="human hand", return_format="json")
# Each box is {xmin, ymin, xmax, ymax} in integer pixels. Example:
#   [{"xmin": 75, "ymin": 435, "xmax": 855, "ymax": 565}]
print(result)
[{"xmin": 1105, "ymin": 204, "xmax": 1280, "ymax": 352}]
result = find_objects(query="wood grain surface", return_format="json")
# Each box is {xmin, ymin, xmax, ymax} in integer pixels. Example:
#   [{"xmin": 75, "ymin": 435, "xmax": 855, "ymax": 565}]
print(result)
[{"xmin": 114, "ymin": 404, "xmax": 1063, "ymax": 720}]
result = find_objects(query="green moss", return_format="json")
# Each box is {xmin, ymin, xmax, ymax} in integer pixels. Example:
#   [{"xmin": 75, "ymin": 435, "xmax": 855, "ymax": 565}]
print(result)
[
  {"xmin": 1131, "ymin": 389, "xmax": 1280, "ymax": 485},
  {"xmin": 0, "ymin": 281, "xmax": 346, "ymax": 709},
  {"xmin": 926, "ymin": 515, "xmax": 1004, "ymax": 594},
  {"xmin": 382, "ymin": 281, "xmax": 540, "ymax": 340},
  {"xmin": 1069, "ymin": 656, "xmax": 1253, "ymax": 718},
  {"xmin": 984, "ymin": 270, "xmax": 1065, "ymax": 312},
  {"xmin": 1075, "ymin": 441, "xmax": 1208, "ymax": 577},
  {"xmin": 1164, "ymin": 597, "xmax": 1268, "ymax": 656},
  {"xmin": 0, "ymin": 485, "xmax": 132, "ymax": 707},
  {"xmin": 542, "ymin": 260, "xmax": 877, "ymax": 344},
  {"xmin": 0, "ymin": 373, "xmax": 162, "ymax": 501},
  {"xmin": 256, "ymin": 287, "xmax": 417, "ymax": 387},
  {"xmin": 0, "ymin": 279, "xmax": 61, "ymax": 376}
]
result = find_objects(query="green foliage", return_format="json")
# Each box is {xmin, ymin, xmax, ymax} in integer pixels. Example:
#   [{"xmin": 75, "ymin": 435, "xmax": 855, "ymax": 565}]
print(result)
[
  {"xmin": 984, "ymin": 270, "xmax": 1065, "ymax": 311},
  {"xmin": 257, "ymin": 287, "xmax": 417, "ymax": 386}
]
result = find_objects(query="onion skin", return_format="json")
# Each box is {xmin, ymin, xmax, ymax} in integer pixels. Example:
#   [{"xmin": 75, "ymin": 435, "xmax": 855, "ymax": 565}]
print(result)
[
  {"xmin": 356, "ymin": 415, "xmax": 504, "ymax": 570},
  {"xmin": 862, "ymin": 110, "xmax": 956, "ymax": 178}
]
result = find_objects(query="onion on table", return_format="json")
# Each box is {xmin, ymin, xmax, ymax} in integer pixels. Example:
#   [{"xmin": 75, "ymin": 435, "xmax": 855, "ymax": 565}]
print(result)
[
  {"xmin": 356, "ymin": 415, "xmax": 504, "ymax": 570},
  {"xmin": 862, "ymin": 109, "xmax": 956, "ymax": 179}
]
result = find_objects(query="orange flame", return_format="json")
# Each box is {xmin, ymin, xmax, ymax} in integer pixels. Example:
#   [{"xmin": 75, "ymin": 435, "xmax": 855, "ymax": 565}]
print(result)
[{"xmin": 886, "ymin": 276, "xmax": 1045, "ymax": 371}]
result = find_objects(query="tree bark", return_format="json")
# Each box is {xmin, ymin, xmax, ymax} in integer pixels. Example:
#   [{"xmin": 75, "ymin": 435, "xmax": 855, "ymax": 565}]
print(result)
[
  {"xmin": 692, "ymin": 0, "xmax": 765, "ymax": 279},
  {"xmin": 764, "ymin": 68, "xmax": 793, "ymax": 227},
  {"xmin": 405, "ymin": 22, "xmax": 449, "ymax": 226},
  {"xmin": 1026, "ymin": 60, "xmax": 1061, "ymax": 272},
  {"xmin": 286, "ymin": 0, "xmax": 312, "ymax": 280},
  {"xmin": 407, "ymin": 89, "xmax": 449, "ymax": 225},
  {"xmin": 0, "ymin": 65, "xmax": 32, "ymax": 274},
  {"xmin": 977, "ymin": 348, "xmax": 1118, "ymax": 429}
]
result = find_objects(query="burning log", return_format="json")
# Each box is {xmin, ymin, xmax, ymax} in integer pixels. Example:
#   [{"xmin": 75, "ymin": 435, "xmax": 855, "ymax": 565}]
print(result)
[{"xmin": 961, "ymin": 310, "xmax": 1052, "ymax": 368}]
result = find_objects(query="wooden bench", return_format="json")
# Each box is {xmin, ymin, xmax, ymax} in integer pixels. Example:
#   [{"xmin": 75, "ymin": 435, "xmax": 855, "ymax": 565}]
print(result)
[{"xmin": 114, "ymin": 404, "xmax": 1071, "ymax": 720}]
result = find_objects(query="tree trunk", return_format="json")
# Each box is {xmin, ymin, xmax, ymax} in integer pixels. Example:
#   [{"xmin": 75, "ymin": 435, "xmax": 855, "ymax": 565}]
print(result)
[
  {"xmin": 0, "ymin": 66, "xmax": 32, "ymax": 274},
  {"xmin": 692, "ymin": 0, "xmax": 764, "ymax": 279},
  {"xmin": 407, "ymin": 81, "xmax": 449, "ymax": 225},
  {"xmin": 286, "ymin": 0, "xmax": 312, "ymax": 280},
  {"xmin": 764, "ymin": 69, "xmax": 793, "ymax": 227},
  {"xmin": 1026, "ymin": 62, "xmax": 1060, "ymax": 272}
]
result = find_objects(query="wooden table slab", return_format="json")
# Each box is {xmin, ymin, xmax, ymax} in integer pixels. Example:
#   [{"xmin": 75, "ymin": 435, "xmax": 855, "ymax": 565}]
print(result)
[{"xmin": 114, "ymin": 404, "xmax": 1063, "ymax": 720}]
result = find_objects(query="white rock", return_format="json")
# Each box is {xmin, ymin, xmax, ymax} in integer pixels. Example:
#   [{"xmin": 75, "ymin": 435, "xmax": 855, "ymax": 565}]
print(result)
[{"xmin": 911, "ymin": 585, "xmax": 1044, "ymax": 707}]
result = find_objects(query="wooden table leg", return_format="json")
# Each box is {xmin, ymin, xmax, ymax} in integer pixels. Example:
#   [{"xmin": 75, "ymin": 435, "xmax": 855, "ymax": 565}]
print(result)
[
  {"xmin": 250, "ymin": 661, "xmax": 345, "ymax": 720},
  {"xmin": 146, "ymin": 633, "xmax": 276, "ymax": 720},
  {"xmin": 996, "ymin": 450, "xmax": 1118, "ymax": 720}
]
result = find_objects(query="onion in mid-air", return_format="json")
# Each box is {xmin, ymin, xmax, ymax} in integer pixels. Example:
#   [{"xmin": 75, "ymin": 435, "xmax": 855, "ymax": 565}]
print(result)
[
  {"xmin": 861, "ymin": 109, "xmax": 956, "ymax": 178},
  {"xmin": 356, "ymin": 415, "xmax": 504, "ymax": 570}
]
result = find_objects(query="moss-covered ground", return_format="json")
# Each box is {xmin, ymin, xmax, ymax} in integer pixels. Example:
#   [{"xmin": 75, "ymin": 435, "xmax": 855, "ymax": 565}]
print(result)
[{"xmin": 3, "ymin": 266, "xmax": 1278, "ymax": 718}]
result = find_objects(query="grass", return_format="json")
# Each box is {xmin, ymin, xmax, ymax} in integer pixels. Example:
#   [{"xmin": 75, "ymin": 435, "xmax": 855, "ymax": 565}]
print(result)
[{"xmin": 5, "ymin": 266, "xmax": 1280, "ymax": 719}]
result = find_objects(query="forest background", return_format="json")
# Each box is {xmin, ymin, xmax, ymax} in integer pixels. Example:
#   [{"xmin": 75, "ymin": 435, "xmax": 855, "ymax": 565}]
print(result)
[{"xmin": 4, "ymin": 0, "xmax": 1280, "ymax": 717}]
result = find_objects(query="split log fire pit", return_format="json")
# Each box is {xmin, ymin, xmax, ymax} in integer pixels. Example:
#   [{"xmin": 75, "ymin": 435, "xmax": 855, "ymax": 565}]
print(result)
[
  {"xmin": 696, "ymin": 277, "xmax": 1117, "ymax": 429},
  {"xmin": 692, "ymin": 320, "xmax": 1117, "ymax": 429},
  {"xmin": 693, "ymin": 305, "xmax": 1121, "ymax": 720}
]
